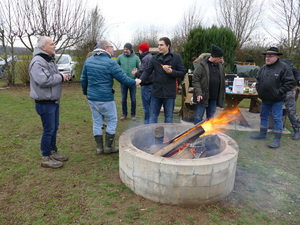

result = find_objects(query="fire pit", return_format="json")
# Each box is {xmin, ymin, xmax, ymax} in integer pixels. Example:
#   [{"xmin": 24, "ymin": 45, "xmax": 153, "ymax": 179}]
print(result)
[{"xmin": 119, "ymin": 123, "xmax": 239, "ymax": 206}]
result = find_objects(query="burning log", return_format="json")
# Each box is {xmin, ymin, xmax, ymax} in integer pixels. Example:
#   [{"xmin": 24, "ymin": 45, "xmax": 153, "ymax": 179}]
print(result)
[{"xmin": 153, "ymin": 126, "xmax": 205, "ymax": 156}]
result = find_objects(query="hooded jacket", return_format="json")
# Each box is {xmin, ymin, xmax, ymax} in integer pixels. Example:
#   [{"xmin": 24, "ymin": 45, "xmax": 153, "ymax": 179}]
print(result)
[
  {"xmin": 80, "ymin": 48, "xmax": 136, "ymax": 102},
  {"xmin": 192, "ymin": 56, "xmax": 225, "ymax": 107},
  {"xmin": 29, "ymin": 48, "xmax": 63, "ymax": 101}
]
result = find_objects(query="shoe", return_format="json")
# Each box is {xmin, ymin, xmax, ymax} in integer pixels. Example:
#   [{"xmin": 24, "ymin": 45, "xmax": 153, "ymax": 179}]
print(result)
[
  {"xmin": 51, "ymin": 150, "xmax": 69, "ymax": 161},
  {"xmin": 104, "ymin": 132, "xmax": 119, "ymax": 154},
  {"xmin": 268, "ymin": 132, "xmax": 282, "ymax": 148},
  {"xmin": 120, "ymin": 115, "xmax": 127, "ymax": 121},
  {"xmin": 41, "ymin": 156, "xmax": 63, "ymax": 168},
  {"xmin": 250, "ymin": 127, "xmax": 268, "ymax": 140},
  {"xmin": 94, "ymin": 135, "xmax": 104, "ymax": 155},
  {"xmin": 131, "ymin": 116, "xmax": 136, "ymax": 121}
]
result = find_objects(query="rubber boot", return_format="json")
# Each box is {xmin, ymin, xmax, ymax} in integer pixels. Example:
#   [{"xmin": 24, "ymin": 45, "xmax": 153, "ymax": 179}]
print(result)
[
  {"xmin": 268, "ymin": 132, "xmax": 282, "ymax": 148},
  {"xmin": 250, "ymin": 127, "xmax": 268, "ymax": 140},
  {"xmin": 292, "ymin": 127, "xmax": 300, "ymax": 140},
  {"xmin": 94, "ymin": 135, "xmax": 104, "ymax": 155},
  {"xmin": 104, "ymin": 132, "xmax": 119, "ymax": 154}
]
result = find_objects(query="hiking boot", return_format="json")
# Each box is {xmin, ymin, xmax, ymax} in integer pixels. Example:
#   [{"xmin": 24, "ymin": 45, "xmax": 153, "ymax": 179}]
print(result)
[
  {"xmin": 250, "ymin": 127, "xmax": 268, "ymax": 140},
  {"xmin": 120, "ymin": 115, "xmax": 127, "ymax": 121},
  {"xmin": 131, "ymin": 116, "xmax": 136, "ymax": 121},
  {"xmin": 41, "ymin": 156, "xmax": 63, "ymax": 168},
  {"xmin": 51, "ymin": 150, "xmax": 69, "ymax": 161}
]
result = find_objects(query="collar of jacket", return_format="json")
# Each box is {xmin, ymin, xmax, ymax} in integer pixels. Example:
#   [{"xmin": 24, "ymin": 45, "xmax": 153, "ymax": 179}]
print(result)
[{"xmin": 37, "ymin": 53, "xmax": 55, "ymax": 62}]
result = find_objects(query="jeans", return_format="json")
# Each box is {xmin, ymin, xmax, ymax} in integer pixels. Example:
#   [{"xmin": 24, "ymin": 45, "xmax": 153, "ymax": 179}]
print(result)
[
  {"xmin": 150, "ymin": 96, "xmax": 175, "ymax": 123},
  {"xmin": 35, "ymin": 103, "xmax": 59, "ymax": 157},
  {"xmin": 121, "ymin": 84, "xmax": 136, "ymax": 116},
  {"xmin": 88, "ymin": 100, "xmax": 117, "ymax": 136},
  {"xmin": 141, "ymin": 85, "xmax": 152, "ymax": 124},
  {"xmin": 194, "ymin": 99, "xmax": 217, "ymax": 124},
  {"xmin": 260, "ymin": 101, "xmax": 284, "ymax": 132}
]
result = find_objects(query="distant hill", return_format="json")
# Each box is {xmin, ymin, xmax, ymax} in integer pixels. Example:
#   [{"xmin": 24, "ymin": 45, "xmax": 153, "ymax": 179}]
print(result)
[{"xmin": 0, "ymin": 46, "xmax": 32, "ymax": 55}]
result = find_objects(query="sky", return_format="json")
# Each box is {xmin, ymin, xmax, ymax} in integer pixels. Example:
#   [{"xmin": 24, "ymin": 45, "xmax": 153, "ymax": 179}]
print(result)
[{"xmin": 87, "ymin": 0, "xmax": 217, "ymax": 48}]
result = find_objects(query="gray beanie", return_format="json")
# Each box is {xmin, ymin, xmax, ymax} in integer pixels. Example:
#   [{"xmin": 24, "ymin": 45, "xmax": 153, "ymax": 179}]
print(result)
[
  {"xmin": 211, "ymin": 45, "xmax": 224, "ymax": 57},
  {"xmin": 124, "ymin": 43, "xmax": 133, "ymax": 53}
]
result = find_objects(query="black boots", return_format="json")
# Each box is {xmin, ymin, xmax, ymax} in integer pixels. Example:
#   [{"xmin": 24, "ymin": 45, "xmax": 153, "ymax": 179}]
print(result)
[
  {"xmin": 94, "ymin": 135, "xmax": 104, "ymax": 155},
  {"xmin": 250, "ymin": 127, "xmax": 268, "ymax": 140},
  {"xmin": 268, "ymin": 132, "xmax": 282, "ymax": 149},
  {"xmin": 292, "ymin": 127, "xmax": 300, "ymax": 140},
  {"xmin": 104, "ymin": 132, "xmax": 119, "ymax": 154}
]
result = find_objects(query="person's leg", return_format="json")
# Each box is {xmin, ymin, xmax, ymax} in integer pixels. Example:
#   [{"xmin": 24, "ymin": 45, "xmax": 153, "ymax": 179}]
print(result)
[
  {"xmin": 206, "ymin": 99, "xmax": 217, "ymax": 120},
  {"xmin": 163, "ymin": 98, "xmax": 175, "ymax": 123},
  {"xmin": 285, "ymin": 89, "xmax": 300, "ymax": 139},
  {"xmin": 129, "ymin": 85, "xmax": 136, "ymax": 118},
  {"xmin": 35, "ymin": 103, "xmax": 57, "ymax": 157},
  {"xmin": 250, "ymin": 101, "xmax": 270, "ymax": 140},
  {"xmin": 50, "ymin": 104, "xmax": 60, "ymax": 151},
  {"xmin": 149, "ymin": 96, "xmax": 162, "ymax": 123},
  {"xmin": 121, "ymin": 84, "xmax": 128, "ymax": 118},
  {"xmin": 88, "ymin": 100, "xmax": 104, "ymax": 136},
  {"xmin": 268, "ymin": 101, "xmax": 284, "ymax": 148},
  {"xmin": 194, "ymin": 104, "xmax": 206, "ymax": 124},
  {"xmin": 141, "ymin": 85, "xmax": 152, "ymax": 124}
]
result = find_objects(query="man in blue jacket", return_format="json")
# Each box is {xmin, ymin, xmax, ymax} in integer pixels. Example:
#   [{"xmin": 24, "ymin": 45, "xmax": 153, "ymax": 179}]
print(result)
[
  {"xmin": 136, "ymin": 37, "xmax": 186, "ymax": 123},
  {"xmin": 81, "ymin": 40, "xmax": 139, "ymax": 155}
]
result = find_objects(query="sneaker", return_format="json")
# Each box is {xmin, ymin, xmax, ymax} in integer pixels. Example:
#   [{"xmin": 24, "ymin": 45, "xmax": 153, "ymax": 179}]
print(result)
[
  {"xmin": 41, "ymin": 156, "xmax": 63, "ymax": 168},
  {"xmin": 51, "ymin": 150, "xmax": 69, "ymax": 161},
  {"xmin": 131, "ymin": 116, "xmax": 136, "ymax": 121},
  {"xmin": 120, "ymin": 115, "xmax": 127, "ymax": 121}
]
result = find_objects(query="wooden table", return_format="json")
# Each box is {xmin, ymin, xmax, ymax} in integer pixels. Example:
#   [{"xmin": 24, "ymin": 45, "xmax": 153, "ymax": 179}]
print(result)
[{"xmin": 225, "ymin": 92, "xmax": 260, "ymax": 127}]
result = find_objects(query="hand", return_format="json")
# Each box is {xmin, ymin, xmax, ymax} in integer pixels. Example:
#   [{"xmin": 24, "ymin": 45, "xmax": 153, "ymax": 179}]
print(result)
[
  {"xmin": 197, "ymin": 95, "xmax": 203, "ymax": 102},
  {"xmin": 162, "ymin": 65, "xmax": 172, "ymax": 74},
  {"xmin": 132, "ymin": 68, "xmax": 138, "ymax": 76},
  {"xmin": 135, "ymin": 78, "xmax": 142, "ymax": 86},
  {"xmin": 62, "ymin": 74, "xmax": 71, "ymax": 81}
]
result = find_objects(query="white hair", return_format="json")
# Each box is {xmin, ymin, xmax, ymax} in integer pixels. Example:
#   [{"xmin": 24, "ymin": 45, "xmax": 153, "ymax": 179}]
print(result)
[{"xmin": 36, "ymin": 36, "xmax": 50, "ymax": 48}]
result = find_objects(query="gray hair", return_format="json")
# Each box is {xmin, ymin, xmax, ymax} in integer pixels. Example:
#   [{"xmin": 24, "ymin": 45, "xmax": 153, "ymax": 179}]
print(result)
[
  {"xmin": 36, "ymin": 36, "xmax": 50, "ymax": 48},
  {"xmin": 98, "ymin": 40, "xmax": 112, "ymax": 49}
]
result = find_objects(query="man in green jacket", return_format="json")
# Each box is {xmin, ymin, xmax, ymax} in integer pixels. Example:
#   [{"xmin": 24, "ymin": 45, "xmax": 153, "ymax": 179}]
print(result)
[
  {"xmin": 116, "ymin": 43, "xmax": 140, "ymax": 121},
  {"xmin": 192, "ymin": 45, "xmax": 226, "ymax": 124}
]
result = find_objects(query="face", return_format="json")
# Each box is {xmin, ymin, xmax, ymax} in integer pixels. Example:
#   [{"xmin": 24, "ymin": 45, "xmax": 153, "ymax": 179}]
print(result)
[
  {"xmin": 105, "ymin": 43, "xmax": 114, "ymax": 56},
  {"xmin": 265, "ymin": 54, "xmax": 279, "ymax": 65},
  {"xmin": 210, "ymin": 56, "xmax": 223, "ymax": 64},
  {"xmin": 41, "ymin": 37, "xmax": 56, "ymax": 55},
  {"xmin": 158, "ymin": 40, "xmax": 169, "ymax": 55},
  {"xmin": 124, "ymin": 48, "xmax": 131, "ymax": 55}
]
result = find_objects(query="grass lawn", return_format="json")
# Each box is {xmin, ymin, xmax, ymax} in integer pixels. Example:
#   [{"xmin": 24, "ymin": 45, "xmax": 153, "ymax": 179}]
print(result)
[{"xmin": 0, "ymin": 81, "xmax": 299, "ymax": 224}]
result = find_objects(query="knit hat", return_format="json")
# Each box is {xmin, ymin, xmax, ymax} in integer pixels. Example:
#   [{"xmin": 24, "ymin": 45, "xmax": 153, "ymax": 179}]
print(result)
[
  {"xmin": 138, "ymin": 42, "xmax": 150, "ymax": 52},
  {"xmin": 262, "ymin": 47, "xmax": 282, "ymax": 55},
  {"xmin": 211, "ymin": 45, "xmax": 224, "ymax": 57},
  {"xmin": 124, "ymin": 43, "xmax": 133, "ymax": 53}
]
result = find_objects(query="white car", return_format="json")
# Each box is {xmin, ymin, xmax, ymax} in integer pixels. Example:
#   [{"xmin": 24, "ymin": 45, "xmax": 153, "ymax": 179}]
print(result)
[{"xmin": 55, "ymin": 54, "xmax": 76, "ymax": 78}]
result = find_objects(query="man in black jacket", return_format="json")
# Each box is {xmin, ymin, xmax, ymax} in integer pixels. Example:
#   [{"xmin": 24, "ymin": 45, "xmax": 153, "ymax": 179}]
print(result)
[
  {"xmin": 250, "ymin": 47, "xmax": 295, "ymax": 148},
  {"xmin": 136, "ymin": 37, "xmax": 186, "ymax": 123}
]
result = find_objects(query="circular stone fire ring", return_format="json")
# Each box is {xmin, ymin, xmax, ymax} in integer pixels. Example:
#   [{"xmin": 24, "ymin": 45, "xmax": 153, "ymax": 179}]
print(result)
[{"xmin": 119, "ymin": 123, "xmax": 239, "ymax": 206}]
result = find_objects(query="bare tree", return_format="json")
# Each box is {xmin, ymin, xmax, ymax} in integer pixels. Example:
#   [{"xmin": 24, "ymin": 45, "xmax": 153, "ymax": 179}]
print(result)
[
  {"xmin": 267, "ymin": 0, "xmax": 300, "ymax": 58},
  {"xmin": 172, "ymin": 2, "xmax": 203, "ymax": 53},
  {"xmin": 14, "ymin": 0, "xmax": 88, "ymax": 53},
  {"xmin": 131, "ymin": 25, "xmax": 162, "ymax": 48},
  {"xmin": 0, "ymin": 0, "xmax": 18, "ymax": 85},
  {"xmin": 217, "ymin": 0, "xmax": 264, "ymax": 49}
]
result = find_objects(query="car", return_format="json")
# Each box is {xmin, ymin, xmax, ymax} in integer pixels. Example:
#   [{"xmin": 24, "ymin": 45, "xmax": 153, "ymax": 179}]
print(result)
[{"xmin": 55, "ymin": 54, "xmax": 76, "ymax": 78}]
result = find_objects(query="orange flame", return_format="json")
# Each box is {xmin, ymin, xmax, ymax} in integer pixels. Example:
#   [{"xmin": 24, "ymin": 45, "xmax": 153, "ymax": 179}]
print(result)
[{"xmin": 201, "ymin": 107, "xmax": 240, "ymax": 135}]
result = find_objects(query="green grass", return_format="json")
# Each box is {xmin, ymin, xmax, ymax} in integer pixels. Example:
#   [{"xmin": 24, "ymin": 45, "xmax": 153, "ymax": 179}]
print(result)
[{"xmin": 0, "ymin": 82, "xmax": 299, "ymax": 224}]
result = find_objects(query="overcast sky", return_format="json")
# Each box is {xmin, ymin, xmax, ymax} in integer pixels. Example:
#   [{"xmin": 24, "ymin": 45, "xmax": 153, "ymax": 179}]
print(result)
[{"xmin": 87, "ymin": 0, "xmax": 217, "ymax": 48}]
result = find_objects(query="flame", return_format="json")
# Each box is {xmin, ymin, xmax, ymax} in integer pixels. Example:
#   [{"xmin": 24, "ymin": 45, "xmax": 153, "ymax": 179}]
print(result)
[{"xmin": 201, "ymin": 107, "xmax": 240, "ymax": 135}]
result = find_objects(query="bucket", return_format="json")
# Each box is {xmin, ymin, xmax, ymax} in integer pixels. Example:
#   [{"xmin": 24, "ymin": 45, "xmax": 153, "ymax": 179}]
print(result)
[{"xmin": 232, "ymin": 77, "xmax": 244, "ymax": 94}]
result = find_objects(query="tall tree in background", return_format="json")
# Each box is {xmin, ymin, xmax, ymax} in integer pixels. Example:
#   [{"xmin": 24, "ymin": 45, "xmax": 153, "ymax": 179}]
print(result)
[
  {"xmin": 172, "ymin": 2, "xmax": 203, "ymax": 53},
  {"xmin": 182, "ymin": 26, "xmax": 238, "ymax": 71},
  {"xmin": 217, "ymin": 0, "xmax": 263, "ymax": 49},
  {"xmin": 268, "ymin": 0, "xmax": 300, "ymax": 60},
  {"xmin": 14, "ymin": 0, "xmax": 88, "ymax": 53}
]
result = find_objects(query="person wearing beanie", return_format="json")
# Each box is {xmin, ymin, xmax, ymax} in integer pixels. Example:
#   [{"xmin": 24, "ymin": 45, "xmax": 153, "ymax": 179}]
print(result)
[
  {"xmin": 136, "ymin": 37, "xmax": 186, "ymax": 123},
  {"xmin": 192, "ymin": 44, "xmax": 226, "ymax": 125},
  {"xmin": 116, "ymin": 42, "xmax": 140, "ymax": 121},
  {"xmin": 250, "ymin": 47, "xmax": 295, "ymax": 148},
  {"xmin": 132, "ymin": 42, "xmax": 153, "ymax": 124}
]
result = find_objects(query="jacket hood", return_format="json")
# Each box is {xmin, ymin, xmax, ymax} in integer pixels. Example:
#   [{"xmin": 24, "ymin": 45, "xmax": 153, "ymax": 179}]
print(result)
[{"xmin": 93, "ymin": 48, "xmax": 111, "ymax": 57}]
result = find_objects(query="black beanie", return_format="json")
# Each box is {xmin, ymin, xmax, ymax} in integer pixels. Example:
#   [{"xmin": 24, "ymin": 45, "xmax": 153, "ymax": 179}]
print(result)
[
  {"xmin": 124, "ymin": 43, "xmax": 133, "ymax": 53},
  {"xmin": 211, "ymin": 45, "xmax": 224, "ymax": 57}
]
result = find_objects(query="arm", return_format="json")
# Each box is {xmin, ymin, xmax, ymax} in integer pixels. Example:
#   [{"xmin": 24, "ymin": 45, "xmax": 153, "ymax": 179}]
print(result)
[{"xmin": 80, "ymin": 64, "xmax": 88, "ymax": 95}]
